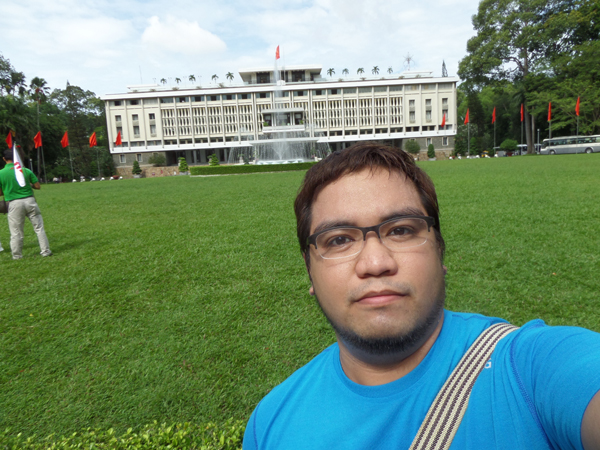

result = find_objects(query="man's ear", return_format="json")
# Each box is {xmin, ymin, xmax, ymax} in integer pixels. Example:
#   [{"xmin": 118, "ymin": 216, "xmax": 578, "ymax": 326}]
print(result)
[{"xmin": 302, "ymin": 252, "xmax": 315, "ymax": 296}]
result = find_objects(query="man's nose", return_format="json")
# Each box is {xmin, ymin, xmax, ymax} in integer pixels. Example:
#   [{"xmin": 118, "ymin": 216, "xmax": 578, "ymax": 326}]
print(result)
[{"xmin": 354, "ymin": 232, "xmax": 399, "ymax": 278}]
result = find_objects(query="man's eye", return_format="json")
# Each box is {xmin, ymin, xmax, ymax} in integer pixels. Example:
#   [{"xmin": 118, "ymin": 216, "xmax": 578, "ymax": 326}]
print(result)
[
  {"xmin": 388, "ymin": 226, "xmax": 414, "ymax": 237},
  {"xmin": 325, "ymin": 235, "xmax": 354, "ymax": 248}
]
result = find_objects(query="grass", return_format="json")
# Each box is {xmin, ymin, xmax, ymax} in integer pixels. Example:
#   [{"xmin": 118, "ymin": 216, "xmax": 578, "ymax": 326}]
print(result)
[{"xmin": 1, "ymin": 153, "xmax": 599, "ymax": 440}]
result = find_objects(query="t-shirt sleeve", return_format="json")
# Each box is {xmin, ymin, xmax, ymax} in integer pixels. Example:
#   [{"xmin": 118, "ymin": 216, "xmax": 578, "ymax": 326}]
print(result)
[
  {"xmin": 511, "ymin": 323, "xmax": 600, "ymax": 450},
  {"xmin": 242, "ymin": 408, "xmax": 259, "ymax": 450},
  {"xmin": 26, "ymin": 169, "xmax": 39, "ymax": 184}
]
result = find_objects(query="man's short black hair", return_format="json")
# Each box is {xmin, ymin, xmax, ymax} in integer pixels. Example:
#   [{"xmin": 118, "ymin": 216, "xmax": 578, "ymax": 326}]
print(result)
[{"xmin": 3, "ymin": 149, "xmax": 13, "ymax": 161}]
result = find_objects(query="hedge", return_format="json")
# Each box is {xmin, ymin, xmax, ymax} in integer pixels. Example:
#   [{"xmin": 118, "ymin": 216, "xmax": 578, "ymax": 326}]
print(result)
[
  {"xmin": 190, "ymin": 162, "xmax": 317, "ymax": 176},
  {"xmin": 0, "ymin": 420, "xmax": 245, "ymax": 450}
]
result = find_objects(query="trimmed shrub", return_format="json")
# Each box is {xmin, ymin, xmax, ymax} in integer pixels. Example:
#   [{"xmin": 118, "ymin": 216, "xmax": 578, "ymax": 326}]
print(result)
[
  {"xmin": 404, "ymin": 140, "xmax": 420, "ymax": 154},
  {"xmin": 132, "ymin": 160, "xmax": 142, "ymax": 175},
  {"xmin": 209, "ymin": 153, "xmax": 220, "ymax": 166},
  {"xmin": 190, "ymin": 162, "xmax": 317, "ymax": 176},
  {"xmin": 178, "ymin": 157, "xmax": 189, "ymax": 173},
  {"xmin": 148, "ymin": 153, "xmax": 166, "ymax": 167},
  {"xmin": 427, "ymin": 144, "xmax": 435, "ymax": 159},
  {"xmin": 500, "ymin": 138, "xmax": 518, "ymax": 152}
]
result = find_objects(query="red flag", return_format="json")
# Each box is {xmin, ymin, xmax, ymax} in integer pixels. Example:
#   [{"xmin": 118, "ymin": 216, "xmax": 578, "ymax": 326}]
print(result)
[
  {"xmin": 492, "ymin": 107, "xmax": 496, "ymax": 124},
  {"xmin": 464, "ymin": 109, "xmax": 469, "ymax": 124},
  {"xmin": 520, "ymin": 104, "xmax": 524, "ymax": 122},
  {"xmin": 115, "ymin": 131, "xmax": 122, "ymax": 146},
  {"xmin": 275, "ymin": 45, "xmax": 280, "ymax": 60},
  {"xmin": 33, "ymin": 131, "xmax": 42, "ymax": 148},
  {"xmin": 548, "ymin": 102, "xmax": 552, "ymax": 122},
  {"xmin": 89, "ymin": 132, "xmax": 97, "ymax": 147},
  {"xmin": 440, "ymin": 113, "xmax": 446, "ymax": 128},
  {"xmin": 6, "ymin": 131, "xmax": 12, "ymax": 149},
  {"xmin": 61, "ymin": 131, "xmax": 69, "ymax": 148},
  {"xmin": 576, "ymin": 97, "xmax": 580, "ymax": 116}
]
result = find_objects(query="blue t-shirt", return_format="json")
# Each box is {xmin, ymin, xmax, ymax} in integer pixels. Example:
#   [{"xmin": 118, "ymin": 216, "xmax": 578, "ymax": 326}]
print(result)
[{"xmin": 244, "ymin": 310, "xmax": 600, "ymax": 449}]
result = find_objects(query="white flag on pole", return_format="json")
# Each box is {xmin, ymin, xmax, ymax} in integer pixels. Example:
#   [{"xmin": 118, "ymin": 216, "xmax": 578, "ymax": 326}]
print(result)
[{"xmin": 13, "ymin": 144, "xmax": 26, "ymax": 187}]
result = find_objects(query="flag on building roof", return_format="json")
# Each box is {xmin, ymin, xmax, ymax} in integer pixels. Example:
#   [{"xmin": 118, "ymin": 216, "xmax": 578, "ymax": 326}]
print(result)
[
  {"xmin": 276, "ymin": 45, "xmax": 280, "ymax": 60},
  {"xmin": 464, "ymin": 109, "xmax": 469, "ymax": 124},
  {"xmin": 12, "ymin": 144, "xmax": 26, "ymax": 187},
  {"xmin": 115, "ymin": 131, "xmax": 122, "ymax": 146},
  {"xmin": 33, "ymin": 131, "xmax": 42, "ymax": 148},
  {"xmin": 440, "ymin": 113, "xmax": 446, "ymax": 128},
  {"xmin": 520, "ymin": 104, "xmax": 524, "ymax": 122},
  {"xmin": 6, "ymin": 131, "xmax": 13, "ymax": 149},
  {"xmin": 576, "ymin": 97, "xmax": 580, "ymax": 116},
  {"xmin": 492, "ymin": 107, "xmax": 496, "ymax": 124},
  {"xmin": 548, "ymin": 102, "xmax": 552, "ymax": 121},
  {"xmin": 89, "ymin": 132, "xmax": 97, "ymax": 147},
  {"xmin": 61, "ymin": 131, "xmax": 69, "ymax": 148}
]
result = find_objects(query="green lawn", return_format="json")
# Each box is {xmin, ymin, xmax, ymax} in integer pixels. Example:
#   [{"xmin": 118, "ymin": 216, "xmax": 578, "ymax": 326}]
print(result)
[{"xmin": 1, "ymin": 154, "xmax": 599, "ymax": 439}]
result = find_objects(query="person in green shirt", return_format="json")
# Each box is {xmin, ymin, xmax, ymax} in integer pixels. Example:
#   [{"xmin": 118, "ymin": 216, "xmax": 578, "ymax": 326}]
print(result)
[{"xmin": 0, "ymin": 149, "xmax": 52, "ymax": 260}]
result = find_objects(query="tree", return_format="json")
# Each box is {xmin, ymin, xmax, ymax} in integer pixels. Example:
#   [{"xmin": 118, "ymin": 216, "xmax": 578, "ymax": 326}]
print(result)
[
  {"xmin": 442, "ymin": 61, "xmax": 448, "ymax": 77},
  {"xmin": 342, "ymin": 68, "xmax": 349, "ymax": 77},
  {"xmin": 148, "ymin": 153, "xmax": 166, "ymax": 166},
  {"xmin": 404, "ymin": 139, "xmax": 420, "ymax": 154},
  {"xmin": 357, "ymin": 68, "xmax": 364, "ymax": 76},
  {"xmin": 327, "ymin": 68, "xmax": 335, "ymax": 78},
  {"xmin": 387, "ymin": 67, "xmax": 393, "ymax": 75},
  {"xmin": 178, "ymin": 156, "xmax": 189, "ymax": 173},
  {"xmin": 457, "ymin": 0, "xmax": 558, "ymax": 153},
  {"xmin": 160, "ymin": 78, "xmax": 167, "ymax": 85},
  {"xmin": 211, "ymin": 74, "xmax": 219, "ymax": 83},
  {"xmin": 175, "ymin": 77, "xmax": 181, "ymax": 84},
  {"xmin": 226, "ymin": 72, "xmax": 234, "ymax": 83},
  {"xmin": 189, "ymin": 75, "xmax": 196, "ymax": 83},
  {"xmin": 500, "ymin": 138, "xmax": 518, "ymax": 152},
  {"xmin": 209, "ymin": 153, "xmax": 219, "ymax": 166},
  {"xmin": 372, "ymin": 66, "xmax": 379, "ymax": 75}
]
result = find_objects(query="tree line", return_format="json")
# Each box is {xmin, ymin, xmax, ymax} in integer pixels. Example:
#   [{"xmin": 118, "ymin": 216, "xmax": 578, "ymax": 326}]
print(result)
[
  {"xmin": 0, "ymin": 54, "xmax": 113, "ymax": 179},
  {"xmin": 456, "ymin": 0, "xmax": 599, "ymax": 154}
]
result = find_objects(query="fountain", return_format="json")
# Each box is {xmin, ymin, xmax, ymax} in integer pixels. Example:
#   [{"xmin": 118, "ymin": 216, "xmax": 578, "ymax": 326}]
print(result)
[{"xmin": 227, "ymin": 58, "xmax": 331, "ymax": 165}]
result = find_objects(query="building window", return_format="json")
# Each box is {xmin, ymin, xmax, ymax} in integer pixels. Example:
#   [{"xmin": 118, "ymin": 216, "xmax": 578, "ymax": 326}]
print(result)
[
  {"xmin": 237, "ymin": 94, "xmax": 250, "ymax": 100},
  {"xmin": 193, "ymin": 96, "xmax": 204, "ymax": 102},
  {"xmin": 224, "ymin": 94, "xmax": 234, "ymax": 100},
  {"xmin": 426, "ymin": 111, "xmax": 432, "ymax": 122},
  {"xmin": 116, "ymin": 126, "xmax": 123, "ymax": 135},
  {"xmin": 209, "ymin": 95, "xmax": 220, "ymax": 101},
  {"xmin": 149, "ymin": 113, "xmax": 155, "ymax": 120},
  {"xmin": 427, "ymin": 138, "xmax": 432, "ymax": 146},
  {"xmin": 294, "ymin": 90, "xmax": 306, "ymax": 97},
  {"xmin": 409, "ymin": 112, "xmax": 416, "ymax": 123},
  {"xmin": 128, "ymin": 100, "xmax": 139, "ymax": 105},
  {"xmin": 133, "ymin": 126, "xmax": 140, "ymax": 137},
  {"xmin": 150, "ymin": 124, "xmax": 156, "ymax": 135},
  {"xmin": 257, "ymin": 92, "xmax": 270, "ymax": 99},
  {"xmin": 160, "ymin": 97, "xmax": 174, "ymax": 103},
  {"xmin": 328, "ymin": 89, "xmax": 339, "ymax": 95},
  {"xmin": 257, "ymin": 73, "xmax": 270, "ymax": 84},
  {"xmin": 136, "ymin": 154, "xmax": 142, "ymax": 162},
  {"xmin": 442, "ymin": 137, "xmax": 448, "ymax": 146},
  {"xmin": 314, "ymin": 90, "xmax": 324, "ymax": 96},
  {"xmin": 113, "ymin": 100, "xmax": 122, "ymax": 106},
  {"xmin": 119, "ymin": 154, "xmax": 125, "ymax": 163},
  {"xmin": 178, "ymin": 97, "xmax": 189, "ymax": 103},
  {"xmin": 132, "ymin": 114, "xmax": 139, "ymax": 121}
]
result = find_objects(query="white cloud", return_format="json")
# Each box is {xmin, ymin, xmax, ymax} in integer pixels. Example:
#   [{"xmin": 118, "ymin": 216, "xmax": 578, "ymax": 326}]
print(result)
[{"xmin": 141, "ymin": 16, "xmax": 227, "ymax": 56}]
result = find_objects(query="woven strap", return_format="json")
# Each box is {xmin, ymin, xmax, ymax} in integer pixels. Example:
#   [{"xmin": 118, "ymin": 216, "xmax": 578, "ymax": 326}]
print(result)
[{"xmin": 409, "ymin": 322, "xmax": 518, "ymax": 450}]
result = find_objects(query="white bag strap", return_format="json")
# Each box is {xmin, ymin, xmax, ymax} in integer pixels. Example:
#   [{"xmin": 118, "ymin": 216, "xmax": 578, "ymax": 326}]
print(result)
[{"xmin": 409, "ymin": 322, "xmax": 518, "ymax": 450}]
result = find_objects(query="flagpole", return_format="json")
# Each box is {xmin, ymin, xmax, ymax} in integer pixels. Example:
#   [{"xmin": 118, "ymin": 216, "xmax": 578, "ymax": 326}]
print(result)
[
  {"xmin": 68, "ymin": 145, "xmax": 74, "ymax": 179},
  {"xmin": 467, "ymin": 122, "xmax": 470, "ymax": 157}
]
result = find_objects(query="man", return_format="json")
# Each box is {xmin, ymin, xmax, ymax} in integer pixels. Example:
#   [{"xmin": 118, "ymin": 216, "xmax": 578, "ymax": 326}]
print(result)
[
  {"xmin": 0, "ymin": 149, "xmax": 52, "ymax": 260},
  {"xmin": 244, "ymin": 143, "xmax": 600, "ymax": 449}
]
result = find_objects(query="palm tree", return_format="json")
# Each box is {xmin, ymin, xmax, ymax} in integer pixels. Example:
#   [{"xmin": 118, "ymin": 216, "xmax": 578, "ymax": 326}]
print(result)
[
  {"xmin": 30, "ymin": 77, "xmax": 49, "ymax": 103},
  {"xmin": 342, "ymin": 68, "xmax": 349, "ymax": 77},
  {"xmin": 212, "ymin": 74, "xmax": 219, "ymax": 83},
  {"xmin": 160, "ymin": 78, "xmax": 167, "ymax": 85},
  {"xmin": 226, "ymin": 72, "xmax": 234, "ymax": 84},
  {"xmin": 189, "ymin": 75, "xmax": 196, "ymax": 83},
  {"xmin": 357, "ymin": 68, "xmax": 364, "ymax": 76},
  {"xmin": 175, "ymin": 77, "xmax": 181, "ymax": 84},
  {"xmin": 372, "ymin": 66, "xmax": 379, "ymax": 75},
  {"xmin": 387, "ymin": 67, "xmax": 393, "ymax": 74},
  {"xmin": 327, "ymin": 68, "xmax": 335, "ymax": 78}
]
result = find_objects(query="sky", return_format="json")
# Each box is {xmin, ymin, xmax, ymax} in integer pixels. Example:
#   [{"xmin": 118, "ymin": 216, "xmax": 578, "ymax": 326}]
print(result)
[{"xmin": 1, "ymin": 0, "xmax": 481, "ymax": 97}]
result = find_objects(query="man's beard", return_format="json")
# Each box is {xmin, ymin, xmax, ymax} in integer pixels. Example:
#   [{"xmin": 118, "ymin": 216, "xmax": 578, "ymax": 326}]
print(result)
[{"xmin": 314, "ymin": 290, "xmax": 445, "ymax": 356}]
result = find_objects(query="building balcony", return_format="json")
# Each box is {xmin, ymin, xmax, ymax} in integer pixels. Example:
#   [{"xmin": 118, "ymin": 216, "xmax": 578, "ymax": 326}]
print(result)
[{"xmin": 262, "ymin": 124, "xmax": 306, "ymax": 134}]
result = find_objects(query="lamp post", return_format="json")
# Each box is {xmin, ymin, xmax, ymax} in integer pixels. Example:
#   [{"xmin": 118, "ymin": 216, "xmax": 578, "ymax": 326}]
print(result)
[{"xmin": 537, "ymin": 128, "xmax": 540, "ymax": 153}]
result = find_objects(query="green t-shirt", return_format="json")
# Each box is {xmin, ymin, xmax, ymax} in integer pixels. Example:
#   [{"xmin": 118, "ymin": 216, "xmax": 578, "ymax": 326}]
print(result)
[{"xmin": 0, "ymin": 163, "xmax": 38, "ymax": 201}]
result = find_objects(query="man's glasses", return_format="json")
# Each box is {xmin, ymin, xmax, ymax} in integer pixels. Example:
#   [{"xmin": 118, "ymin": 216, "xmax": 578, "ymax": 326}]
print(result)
[{"xmin": 307, "ymin": 215, "xmax": 435, "ymax": 260}]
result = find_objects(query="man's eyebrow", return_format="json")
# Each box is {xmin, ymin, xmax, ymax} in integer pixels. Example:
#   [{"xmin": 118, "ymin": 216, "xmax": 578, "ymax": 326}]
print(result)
[{"xmin": 311, "ymin": 207, "xmax": 427, "ymax": 235}]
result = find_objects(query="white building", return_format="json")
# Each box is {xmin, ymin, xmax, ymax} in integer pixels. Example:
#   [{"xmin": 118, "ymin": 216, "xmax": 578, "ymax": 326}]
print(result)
[{"xmin": 101, "ymin": 65, "xmax": 457, "ymax": 170}]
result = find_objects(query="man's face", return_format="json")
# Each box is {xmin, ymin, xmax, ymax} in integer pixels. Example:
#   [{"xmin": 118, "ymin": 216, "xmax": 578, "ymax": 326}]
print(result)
[{"xmin": 307, "ymin": 168, "xmax": 446, "ymax": 355}]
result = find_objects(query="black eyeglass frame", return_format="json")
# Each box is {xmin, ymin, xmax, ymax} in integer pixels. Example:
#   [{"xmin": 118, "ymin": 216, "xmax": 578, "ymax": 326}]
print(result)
[{"xmin": 307, "ymin": 215, "xmax": 436, "ymax": 250}]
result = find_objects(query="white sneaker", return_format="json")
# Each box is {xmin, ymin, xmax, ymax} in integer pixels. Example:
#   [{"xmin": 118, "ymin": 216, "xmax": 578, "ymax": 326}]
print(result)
[{"xmin": 0, "ymin": 246, "xmax": 4, "ymax": 252}]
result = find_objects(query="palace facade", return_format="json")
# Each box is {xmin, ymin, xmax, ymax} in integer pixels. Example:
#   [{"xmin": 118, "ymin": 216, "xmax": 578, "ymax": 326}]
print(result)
[{"xmin": 101, "ymin": 65, "xmax": 458, "ymax": 169}]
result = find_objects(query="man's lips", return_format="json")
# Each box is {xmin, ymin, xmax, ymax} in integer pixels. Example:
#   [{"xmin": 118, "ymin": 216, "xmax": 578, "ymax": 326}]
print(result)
[{"xmin": 354, "ymin": 290, "xmax": 408, "ymax": 306}]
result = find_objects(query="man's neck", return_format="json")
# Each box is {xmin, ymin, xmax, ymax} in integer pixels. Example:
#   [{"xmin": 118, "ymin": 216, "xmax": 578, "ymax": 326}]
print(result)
[{"xmin": 337, "ymin": 312, "xmax": 444, "ymax": 386}]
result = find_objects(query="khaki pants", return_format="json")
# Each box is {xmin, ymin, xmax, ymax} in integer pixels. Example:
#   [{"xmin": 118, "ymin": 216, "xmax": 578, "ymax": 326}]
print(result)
[{"xmin": 8, "ymin": 197, "xmax": 51, "ymax": 259}]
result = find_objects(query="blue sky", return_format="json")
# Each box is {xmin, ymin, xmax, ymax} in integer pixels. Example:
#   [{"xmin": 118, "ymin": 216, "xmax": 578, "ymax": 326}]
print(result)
[{"xmin": 1, "ymin": 0, "xmax": 480, "ymax": 96}]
